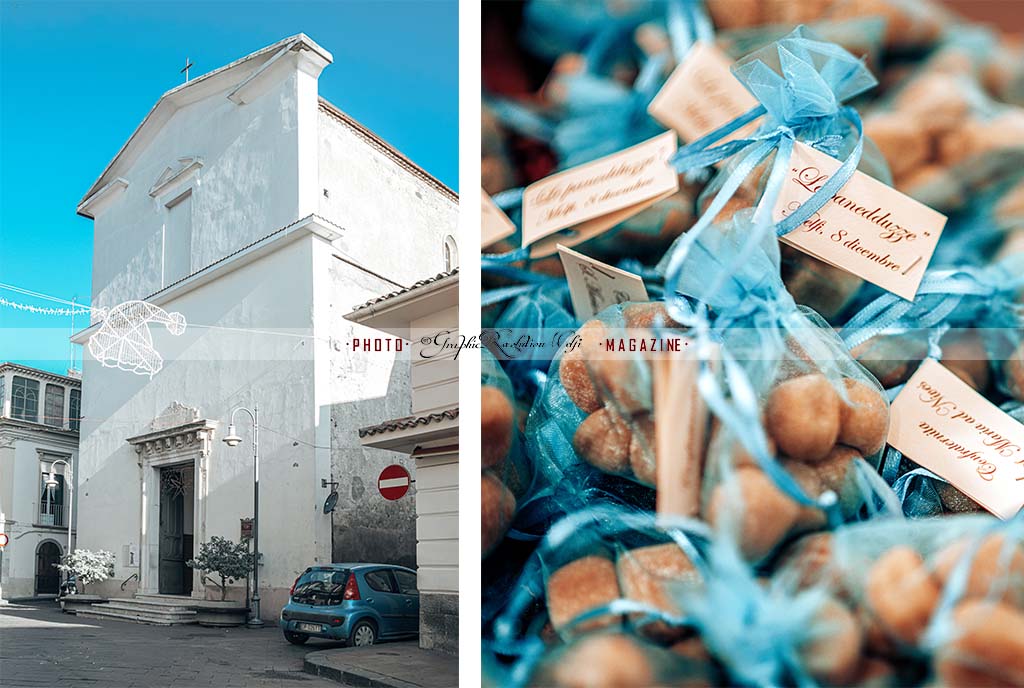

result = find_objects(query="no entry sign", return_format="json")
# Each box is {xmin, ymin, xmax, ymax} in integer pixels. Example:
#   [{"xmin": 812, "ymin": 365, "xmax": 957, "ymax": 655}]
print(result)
[{"xmin": 378, "ymin": 465, "xmax": 411, "ymax": 501}]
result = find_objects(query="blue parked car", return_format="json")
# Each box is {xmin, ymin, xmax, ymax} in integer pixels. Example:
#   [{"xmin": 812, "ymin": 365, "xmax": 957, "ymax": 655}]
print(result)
[{"xmin": 279, "ymin": 564, "xmax": 419, "ymax": 646}]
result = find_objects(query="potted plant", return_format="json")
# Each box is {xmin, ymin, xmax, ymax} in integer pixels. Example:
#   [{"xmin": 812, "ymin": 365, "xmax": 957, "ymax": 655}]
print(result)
[
  {"xmin": 187, "ymin": 536, "xmax": 253, "ymax": 626},
  {"xmin": 56, "ymin": 549, "xmax": 115, "ymax": 614}
]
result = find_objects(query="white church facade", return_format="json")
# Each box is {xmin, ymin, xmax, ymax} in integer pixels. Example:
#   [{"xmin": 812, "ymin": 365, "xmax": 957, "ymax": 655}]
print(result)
[{"xmin": 69, "ymin": 34, "xmax": 457, "ymax": 621}]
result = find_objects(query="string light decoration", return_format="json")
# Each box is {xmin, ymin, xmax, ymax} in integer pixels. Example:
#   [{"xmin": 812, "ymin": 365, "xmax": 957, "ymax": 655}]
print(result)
[
  {"xmin": 0, "ymin": 297, "xmax": 93, "ymax": 316},
  {"xmin": 87, "ymin": 301, "xmax": 187, "ymax": 378},
  {"xmin": 2, "ymin": 282, "xmax": 344, "ymax": 379}
]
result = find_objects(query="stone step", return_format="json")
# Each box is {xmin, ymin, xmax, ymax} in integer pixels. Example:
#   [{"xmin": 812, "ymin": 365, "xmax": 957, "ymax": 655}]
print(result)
[
  {"xmin": 104, "ymin": 600, "xmax": 197, "ymax": 615},
  {"xmin": 77, "ymin": 603, "xmax": 197, "ymax": 626},
  {"xmin": 134, "ymin": 593, "xmax": 197, "ymax": 602},
  {"xmin": 123, "ymin": 596, "xmax": 198, "ymax": 612}
]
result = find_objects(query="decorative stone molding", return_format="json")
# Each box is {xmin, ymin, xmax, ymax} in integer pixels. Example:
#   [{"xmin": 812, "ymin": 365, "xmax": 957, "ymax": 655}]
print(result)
[
  {"xmin": 151, "ymin": 402, "xmax": 201, "ymax": 431},
  {"xmin": 149, "ymin": 157, "xmax": 203, "ymax": 198},
  {"xmin": 126, "ymin": 405, "xmax": 216, "ymax": 468}
]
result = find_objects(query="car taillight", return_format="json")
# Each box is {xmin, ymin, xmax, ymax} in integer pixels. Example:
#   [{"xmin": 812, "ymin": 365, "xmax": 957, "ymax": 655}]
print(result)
[
  {"xmin": 289, "ymin": 576, "xmax": 300, "ymax": 597},
  {"xmin": 343, "ymin": 575, "xmax": 360, "ymax": 600}
]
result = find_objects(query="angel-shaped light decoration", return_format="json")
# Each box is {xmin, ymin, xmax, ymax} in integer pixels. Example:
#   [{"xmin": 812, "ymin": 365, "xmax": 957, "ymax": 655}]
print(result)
[{"xmin": 87, "ymin": 301, "xmax": 186, "ymax": 378}]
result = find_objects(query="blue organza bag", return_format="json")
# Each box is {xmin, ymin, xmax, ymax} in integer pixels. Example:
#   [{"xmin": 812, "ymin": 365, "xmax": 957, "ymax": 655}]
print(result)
[
  {"xmin": 658, "ymin": 213, "xmax": 899, "ymax": 565},
  {"xmin": 523, "ymin": 300, "xmax": 688, "ymax": 518},
  {"xmin": 702, "ymin": 0, "xmax": 947, "ymax": 52},
  {"xmin": 716, "ymin": 15, "xmax": 887, "ymax": 71},
  {"xmin": 483, "ymin": 349, "xmax": 534, "ymax": 559},
  {"xmin": 930, "ymin": 169, "xmax": 1024, "ymax": 269},
  {"xmin": 774, "ymin": 513, "xmax": 1024, "ymax": 686},
  {"xmin": 487, "ymin": 504, "xmax": 719, "ymax": 687},
  {"xmin": 486, "ymin": 283, "xmax": 578, "ymax": 405},
  {"xmin": 519, "ymin": 0, "xmax": 659, "ymax": 62},
  {"xmin": 863, "ymin": 40, "xmax": 1024, "ymax": 216},
  {"xmin": 655, "ymin": 26, "xmax": 893, "ymax": 322},
  {"xmin": 840, "ymin": 255, "xmax": 1024, "ymax": 516}
]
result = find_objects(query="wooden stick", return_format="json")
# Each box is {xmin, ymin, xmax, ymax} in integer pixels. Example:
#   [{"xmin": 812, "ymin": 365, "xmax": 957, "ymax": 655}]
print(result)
[{"xmin": 653, "ymin": 342, "xmax": 708, "ymax": 518}]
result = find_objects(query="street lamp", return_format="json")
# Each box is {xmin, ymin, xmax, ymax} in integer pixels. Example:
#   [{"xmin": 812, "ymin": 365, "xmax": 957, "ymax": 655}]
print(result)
[
  {"xmin": 44, "ymin": 459, "xmax": 74, "ymax": 591},
  {"xmin": 223, "ymin": 405, "xmax": 263, "ymax": 628}
]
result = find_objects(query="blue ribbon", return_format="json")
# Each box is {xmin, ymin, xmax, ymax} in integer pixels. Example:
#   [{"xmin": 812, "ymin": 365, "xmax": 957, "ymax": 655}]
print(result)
[
  {"xmin": 841, "ymin": 254, "xmax": 1024, "ymax": 351},
  {"xmin": 659, "ymin": 25, "xmax": 875, "ymax": 298}
]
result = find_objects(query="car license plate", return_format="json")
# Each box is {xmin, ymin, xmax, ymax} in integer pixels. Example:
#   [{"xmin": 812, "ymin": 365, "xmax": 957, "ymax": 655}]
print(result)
[{"xmin": 297, "ymin": 622, "xmax": 322, "ymax": 633}]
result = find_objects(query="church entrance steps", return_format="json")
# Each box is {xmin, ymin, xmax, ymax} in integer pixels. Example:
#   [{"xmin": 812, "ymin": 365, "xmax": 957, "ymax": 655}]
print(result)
[{"xmin": 76, "ymin": 596, "xmax": 198, "ymax": 626}]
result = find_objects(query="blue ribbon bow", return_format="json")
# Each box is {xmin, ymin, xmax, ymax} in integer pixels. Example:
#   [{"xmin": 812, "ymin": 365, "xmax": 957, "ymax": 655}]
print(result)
[{"xmin": 841, "ymin": 253, "xmax": 1024, "ymax": 352}]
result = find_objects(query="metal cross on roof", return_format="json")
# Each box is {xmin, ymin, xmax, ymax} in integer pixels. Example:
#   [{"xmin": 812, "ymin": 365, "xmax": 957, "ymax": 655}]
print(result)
[{"xmin": 181, "ymin": 57, "xmax": 194, "ymax": 83}]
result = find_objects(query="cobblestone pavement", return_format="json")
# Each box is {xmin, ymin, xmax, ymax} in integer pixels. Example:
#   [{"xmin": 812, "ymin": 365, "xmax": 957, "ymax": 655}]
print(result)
[{"xmin": 0, "ymin": 601, "xmax": 348, "ymax": 687}]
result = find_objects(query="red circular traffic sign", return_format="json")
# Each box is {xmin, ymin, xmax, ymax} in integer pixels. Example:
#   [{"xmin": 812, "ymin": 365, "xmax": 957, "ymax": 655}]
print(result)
[
  {"xmin": 378, "ymin": 465, "xmax": 411, "ymax": 501},
  {"xmin": 0, "ymin": 533, "xmax": 8, "ymax": 548}
]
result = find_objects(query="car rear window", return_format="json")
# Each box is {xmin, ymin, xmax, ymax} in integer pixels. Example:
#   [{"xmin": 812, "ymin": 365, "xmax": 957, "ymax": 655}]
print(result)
[
  {"xmin": 363, "ymin": 569, "xmax": 396, "ymax": 593},
  {"xmin": 292, "ymin": 568, "xmax": 350, "ymax": 605}
]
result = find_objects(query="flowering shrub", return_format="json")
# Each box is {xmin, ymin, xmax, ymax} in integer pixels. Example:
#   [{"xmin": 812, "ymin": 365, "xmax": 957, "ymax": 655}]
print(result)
[
  {"xmin": 187, "ymin": 536, "xmax": 253, "ymax": 601},
  {"xmin": 56, "ymin": 549, "xmax": 116, "ymax": 592}
]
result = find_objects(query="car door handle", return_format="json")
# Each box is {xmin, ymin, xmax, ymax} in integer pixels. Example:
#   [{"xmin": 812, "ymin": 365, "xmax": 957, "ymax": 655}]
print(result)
[
  {"xmin": 365, "ymin": 598, "xmax": 374, "ymax": 603},
  {"xmin": 404, "ymin": 599, "xmax": 412, "ymax": 604}
]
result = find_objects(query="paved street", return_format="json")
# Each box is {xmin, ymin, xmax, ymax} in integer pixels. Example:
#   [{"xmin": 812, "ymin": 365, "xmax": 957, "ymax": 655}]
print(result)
[{"xmin": 0, "ymin": 601, "xmax": 348, "ymax": 687}]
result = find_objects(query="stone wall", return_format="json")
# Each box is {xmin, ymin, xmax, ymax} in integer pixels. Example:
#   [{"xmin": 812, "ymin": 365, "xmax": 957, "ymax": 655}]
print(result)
[{"xmin": 419, "ymin": 591, "xmax": 458, "ymax": 654}]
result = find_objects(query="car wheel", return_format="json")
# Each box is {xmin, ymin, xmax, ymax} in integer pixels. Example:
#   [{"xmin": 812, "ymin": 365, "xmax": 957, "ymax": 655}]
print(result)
[
  {"xmin": 284, "ymin": 631, "xmax": 309, "ymax": 645},
  {"xmin": 349, "ymin": 620, "xmax": 376, "ymax": 647}
]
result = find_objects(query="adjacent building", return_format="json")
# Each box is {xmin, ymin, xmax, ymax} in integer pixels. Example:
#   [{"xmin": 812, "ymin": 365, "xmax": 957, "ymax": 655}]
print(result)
[
  {"xmin": 68, "ymin": 34, "xmax": 457, "ymax": 620},
  {"xmin": 346, "ymin": 268, "xmax": 459, "ymax": 653},
  {"xmin": 0, "ymin": 363, "xmax": 81, "ymax": 600}
]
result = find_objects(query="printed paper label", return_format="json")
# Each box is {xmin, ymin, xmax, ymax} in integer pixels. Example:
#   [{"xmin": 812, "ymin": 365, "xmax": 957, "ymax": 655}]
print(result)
[
  {"xmin": 557, "ymin": 244, "xmax": 649, "ymax": 320},
  {"xmin": 888, "ymin": 359, "xmax": 1024, "ymax": 519},
  {"xmin": 482, "ymin": 191, "xmax": 517, "ymax": 248},
  {"xmin": 521, "ymin": 131, "xmax": 679, "ymax": 257},
  {"xmin": 774, "ymin": 142, "xmax": 947, "ymax": 300},
  {"xmin": 648, "ymin": 41, "xmax": 760, "ymax": 144}
]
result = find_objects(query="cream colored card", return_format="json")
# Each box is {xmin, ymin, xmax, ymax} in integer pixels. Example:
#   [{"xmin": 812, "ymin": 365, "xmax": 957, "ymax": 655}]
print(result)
[
  {"xmin": 481, "ymin": 191, "xmax": 517, "ymax": 248},
  {"xmin": 888, "ymin": 359, "xmax": 1024, "ymax": 519},
  {"xmin": 557, "ymin": 244, "xmax": 649, "ymax": 320},
  {"xmin": 774, "ymin": 142, "xmax": 947, "ymax": 300},
  {"xmin": 521, "ymin": 132, "xmax": 679, "ymax": 257},
  {"xmin": 648, "ymin": 41, "xmax": 760, "ymax": 144}
]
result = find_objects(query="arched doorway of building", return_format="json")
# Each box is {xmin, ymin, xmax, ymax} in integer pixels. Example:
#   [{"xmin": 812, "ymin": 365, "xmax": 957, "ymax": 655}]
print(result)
[{"xmin": 35, "ymin": 541, "xmax": 62, "ymax": 596}]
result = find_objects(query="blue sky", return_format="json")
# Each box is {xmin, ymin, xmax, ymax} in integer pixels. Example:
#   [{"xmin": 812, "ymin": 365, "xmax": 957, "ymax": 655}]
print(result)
[{"xmin": 0, "ymin": 0, "xmax": 458, "ymax": 374}]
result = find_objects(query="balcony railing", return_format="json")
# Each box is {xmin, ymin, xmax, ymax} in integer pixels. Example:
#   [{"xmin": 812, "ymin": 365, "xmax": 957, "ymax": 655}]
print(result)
[{"xmin": 39, "ymin": 503, "xmax": 66, "ymax": 527}]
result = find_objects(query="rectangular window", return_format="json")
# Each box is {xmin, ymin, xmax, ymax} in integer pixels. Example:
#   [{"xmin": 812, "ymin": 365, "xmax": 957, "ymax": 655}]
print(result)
[
  {"xmin": 11, "ymin": 376, "xmax": 39, "ymax": 422},
  {"xmin": 39, "ymin": 462, "xmax": 66, "ymax": 527},
  {"xmin": 0, "ymin": 375, "xmax": 5, "ymax": 416},
  {"xmin": 44, "ymin": 384, "xmax": 64, "ymax": 428},
  {"xmin": 164, "ymin": 191, "xmax": 193, "ymax": 286},
  {"xmin": 69, "ymin": 389, "xmax": 81, "ymax": 432}
]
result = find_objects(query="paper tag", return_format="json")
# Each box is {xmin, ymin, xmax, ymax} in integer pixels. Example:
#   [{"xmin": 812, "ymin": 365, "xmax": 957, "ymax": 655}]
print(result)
[
  {"xmin": 774, "ymin": 142, "xmax": 947, "ymax": 300},
  {"xmin": 521, "ymin": 131, "xmax": 679, "ymax": 257},
  {"xmin": 482, "ymin": 191, "xmax": 517, "ymax": 248},
  {"xmin": 888, "ymin": 359, "xmax": 1024, "ymax": 519},
  {"xmin": 557, "ymin": 244, "xmax": 649, "ymax": 320},
  {"xmin": 648, "ymin": 41, "xmax": 760, "ymax": 144}
]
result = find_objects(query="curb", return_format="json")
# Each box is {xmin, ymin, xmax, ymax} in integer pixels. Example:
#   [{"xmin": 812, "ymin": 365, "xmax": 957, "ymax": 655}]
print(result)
[{"xmin": 302, "ymin": 654, "xmax": 421, "ymax": 688}]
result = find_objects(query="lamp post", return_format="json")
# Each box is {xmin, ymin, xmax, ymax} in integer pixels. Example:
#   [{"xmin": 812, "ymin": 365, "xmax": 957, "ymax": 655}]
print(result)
[
  {"xmin": 43, "ymin": 459, "xmax": 74, "ymax": 590},
  {"xmin": 223, "ymin": 404, "xmax": 263, "ymax": 628}
]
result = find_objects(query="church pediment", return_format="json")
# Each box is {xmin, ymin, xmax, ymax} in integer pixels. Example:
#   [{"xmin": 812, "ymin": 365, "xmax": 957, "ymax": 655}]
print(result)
[
  {"xmin": 151, "ymin": 401, "xmax": 201, "ymax": 431},
  {"xmin": 149, "ymin": 157, "xmax": 203, "ymax": 198},
  {"xmin": 126, "ymin": 402, "xmax": 217, "ymax": 464}
]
